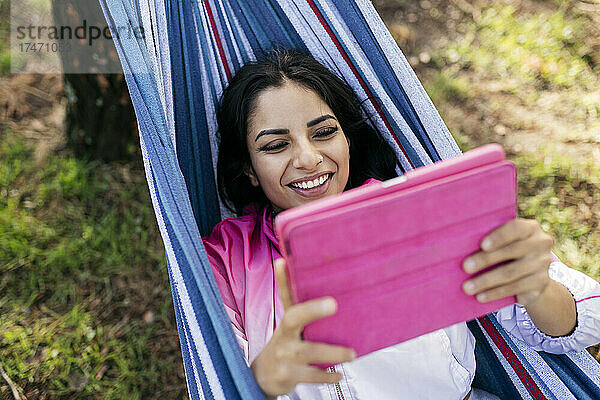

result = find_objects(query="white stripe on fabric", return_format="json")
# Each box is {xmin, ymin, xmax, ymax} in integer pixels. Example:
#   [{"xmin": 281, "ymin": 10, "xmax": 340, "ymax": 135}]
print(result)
[
  {"xmin": 141, "ymin": 0, "xmax": 172, "ymax": 150},
  {"xmin": 354, "ymin": 0, "xmax": 461, "ymax": 160},
  {"xmin": 508, "ymin": 330, "xmax": 578, "ymax": 399},
  {"xmin": 189, "ymin": 1, "xmax": 222, "ymax": 205},
  {"xmin": 139, "ymin": 134, "xmax": 226, "ymax": 400},
  {"xmin": 183, "ymin": 315, "xmax": 207, "ymax": 400},
  {"xmin": 478, "ymin": 321, "xmax": 537, "ymax": 400},
  {"xmin": 283, "ymin": 0, "xmax": 366, "ymax": 137},
  {"xmin": 167, "ymin": 236, "xmax": 227, "ymax": 400},
  {"xmin": 283, "ymin": 0, "xmax": 408, "ymax": 171},
  {"xmin": 107, "ymin": 2, "xmax": 171, "ymax": 148},
  {"xmin": 566, "ymin": 351, "xmax": 600, "ymax": 386},
  {"xmin": 278, "ymin": 1, "xmax": 335, "ymax": 68},
  {"xmin": 213, "ymin": 1, "xmax": 256, "ymax": 220},
  {"xmin": 152, "ymin": 0, "xmax": 176, "ymax": 149},
  {"xmin": 175, "ymin": 294, "xmax": 203, "ymax": 400},
  {"xmin": 139, "ymin": 134, "xmax": 202, "ymax": 397},
  {"xmin": 139, "ymin": 0, "xmax": 156, "ymax": 74},
  {"xmin": 139, "ymin": 0, "xmax": 173, "ymax": 152},
  {"xmin": 319, "ymin": 0, "xmax": 430, "ymax": 168},
  {"xmin": 224, "ymin": 0, "xmax": 256, "ymax": 62},
  {"xmin": 197, "ymin": 0, "xmax": 228, "ymax": 107},
  {"xmin": 216, "ymin": 0, "xmax": 244, "ymax": 69}
]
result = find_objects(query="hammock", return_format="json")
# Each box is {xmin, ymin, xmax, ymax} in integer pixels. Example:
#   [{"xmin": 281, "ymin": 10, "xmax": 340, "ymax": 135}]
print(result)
[{"xmin": 98, "ymin": 1, "xmax": 600, "ymax": 398}]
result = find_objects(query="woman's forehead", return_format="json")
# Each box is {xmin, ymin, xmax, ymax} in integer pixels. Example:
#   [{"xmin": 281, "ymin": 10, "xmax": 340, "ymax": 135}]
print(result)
[{"xmin": 249, "ymin": 82, "xmax": 334, "ymax": 131}]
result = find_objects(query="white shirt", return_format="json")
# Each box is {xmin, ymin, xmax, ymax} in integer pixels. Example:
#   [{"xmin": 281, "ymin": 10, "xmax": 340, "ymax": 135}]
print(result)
[{"xmin": 283, "ymin": 322, "xmax": 475, "ymax": 400}]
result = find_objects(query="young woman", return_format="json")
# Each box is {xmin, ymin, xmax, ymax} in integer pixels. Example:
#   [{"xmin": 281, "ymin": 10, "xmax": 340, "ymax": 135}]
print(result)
[{"xmin": 203, "ymin": 49, "xmax": 600, "ymax": 400}]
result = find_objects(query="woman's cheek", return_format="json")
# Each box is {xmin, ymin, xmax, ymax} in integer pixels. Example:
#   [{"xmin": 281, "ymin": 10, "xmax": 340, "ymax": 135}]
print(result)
[{"xmin": 334, "ymin": 140, "xmax": 351, "ymax": 192}]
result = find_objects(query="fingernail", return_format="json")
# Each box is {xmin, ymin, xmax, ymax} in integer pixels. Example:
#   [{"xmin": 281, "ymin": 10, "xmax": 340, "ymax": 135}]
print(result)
[
  {"xmin": 482, "ymin": 238, "xmax": 493, "ymax": 251},
  {"xmin": 464, "ymin": 259, "xmax": 476, "ymax": 273},
  {"xmin": 350, "ymin": 350, "xmax": 356, "ymax": 360},
  {"xmin": 477, "ymin": 293, "xmax": 487, "ymax": 302},
  {"xmin": 463, "ymin": 282, "xmax": 475, "ymax": 294},
  {"xmin": 322, "ymin": 298, "xmax": 336, "ymax": 313},
  {"xmin": 463, "ymin": 281, "xmax": 475, "ymax": 294}
]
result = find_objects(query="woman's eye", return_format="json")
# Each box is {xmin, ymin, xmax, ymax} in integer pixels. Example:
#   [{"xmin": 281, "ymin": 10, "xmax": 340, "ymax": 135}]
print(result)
[
  {"xmin": 259, "ymin": 142, "xmax": 288, "ymax": 152},
  {"xmin": 314, "ymin": 127, "xmax": 338, "ymax": 138}
]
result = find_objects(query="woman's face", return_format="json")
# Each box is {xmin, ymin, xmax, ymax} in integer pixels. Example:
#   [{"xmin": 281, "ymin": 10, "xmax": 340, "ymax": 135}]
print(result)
[{"xmin": 246, "ymin": 81, "xmax": 350, "ymax": 213}]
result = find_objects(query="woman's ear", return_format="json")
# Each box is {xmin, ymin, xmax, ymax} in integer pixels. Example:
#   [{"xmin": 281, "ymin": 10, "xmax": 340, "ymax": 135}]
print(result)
[{"xmin": 244, "ymin": 164, "xmax": 260, "ymax": 187}]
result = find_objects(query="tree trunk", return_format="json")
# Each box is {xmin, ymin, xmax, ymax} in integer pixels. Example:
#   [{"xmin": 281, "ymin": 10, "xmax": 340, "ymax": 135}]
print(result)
[{"xmin": 51, "ymin": 0, "xmax": 139, "ymax": 162}]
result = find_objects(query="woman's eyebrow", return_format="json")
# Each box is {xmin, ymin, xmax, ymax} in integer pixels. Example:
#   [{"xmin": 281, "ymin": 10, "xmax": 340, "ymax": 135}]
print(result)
[
  {"xmin": 255, "ymin": 128, "xmax": 289, "ymax": 142},
  {"xmin": 307, "ymin": 114, "xmax": 336, "ymax": 127},
  {"xmin": 254, "ymin": 114, "xmax": 336, "ymax": 142}
]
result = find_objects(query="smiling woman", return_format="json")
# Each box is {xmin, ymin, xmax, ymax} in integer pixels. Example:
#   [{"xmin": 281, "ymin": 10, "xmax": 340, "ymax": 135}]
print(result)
[
  {"xmin": 204, "ymin": 49, "xmax": 600, "ymax": 400},
  {"xmin": 245, "ymin": 83, "xmax": 351, "ymax": 212},
  {"xmin": 215, "ymin": 49, "xmax": 399, "ymax": 216}
]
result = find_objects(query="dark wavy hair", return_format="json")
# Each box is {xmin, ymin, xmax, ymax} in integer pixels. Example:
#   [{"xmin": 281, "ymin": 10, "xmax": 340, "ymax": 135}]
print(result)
[{"xmin": 216, "ymin": 49, "xmax": 399, "ymax": 215}]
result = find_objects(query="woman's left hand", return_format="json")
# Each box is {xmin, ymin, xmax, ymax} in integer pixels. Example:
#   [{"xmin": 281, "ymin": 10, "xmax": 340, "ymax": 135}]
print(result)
[{"xmin": 462, "ymin": 218, "xmax": 554, "ymax": 306}]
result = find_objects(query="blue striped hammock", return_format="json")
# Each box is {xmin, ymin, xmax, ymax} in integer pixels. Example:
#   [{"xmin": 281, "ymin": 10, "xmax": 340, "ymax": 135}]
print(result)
[{"xmin": 98, "ymin": 1, "xmax": 600, "ymax": 398}]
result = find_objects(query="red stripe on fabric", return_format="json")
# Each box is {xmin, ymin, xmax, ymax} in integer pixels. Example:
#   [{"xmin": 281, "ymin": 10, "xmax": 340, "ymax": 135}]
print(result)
[
  {"xmin": 329, "ymin": 366, "xmax": 346, "ymax": 400},
  {"xmin": 204, "ymin": 0, "xmax": 232, "ymax": 81},
  {"xmin": 304, "ymin": 0, "xmax": 415, "ymax": 169},
  {"xmin": 577, "ymin": 295, "xmax": 600, "ymax": 303},
  {"xmin": 478, "ymin": 316, "xmax": 547, "ymax": 400}
]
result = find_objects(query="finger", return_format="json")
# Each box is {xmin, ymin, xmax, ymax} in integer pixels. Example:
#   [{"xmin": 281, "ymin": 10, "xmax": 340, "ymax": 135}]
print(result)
[
  {"xmin": 298, "ymin": 342, "xmax": 356, "ymax": 365},
  {"xmin": 275, "ymin": 258, "xmax": 294, "ymax": 311},
  {"xmin": 279, "ymin": 297, "xmax": 337, "ymax": 336},
  {"xmin": 463, "ymin": 256, "xmax": 538, "ymax": 295},
  {"xmin": 474, "ymin": 271, "xmax": 549, "ymax": 304},
  {"xmin": 479, "ymin": 219, "xmax": 538, "ymax": 252},
  {"xmin": 294, "ymin": 365, "xmax": 343, "ymax": 385},
  {"xmin": 462, "ymin": 227, "xmax": 553, "ymax": 274},
  {"xmin": 463, "ymin": 240, "xmax": 532, "ymax": 274}
]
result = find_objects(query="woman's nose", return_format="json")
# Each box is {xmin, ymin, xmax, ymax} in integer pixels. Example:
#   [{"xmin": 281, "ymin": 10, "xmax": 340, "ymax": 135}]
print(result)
[{"xmin": 292, "ymin": 142, "xmax": 323, "ymax": 170}]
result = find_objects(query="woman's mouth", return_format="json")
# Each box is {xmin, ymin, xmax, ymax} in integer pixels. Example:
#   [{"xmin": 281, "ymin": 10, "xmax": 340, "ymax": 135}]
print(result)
[{"xmin": 287, "ymin": 173, "xmax": 333, "ymax": 198}]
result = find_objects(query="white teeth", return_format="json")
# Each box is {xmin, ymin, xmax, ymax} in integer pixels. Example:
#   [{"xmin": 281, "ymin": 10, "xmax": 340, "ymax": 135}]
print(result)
[{"xmin": 291, "ymin": 174, "xmax": 330, "ymax": 189}]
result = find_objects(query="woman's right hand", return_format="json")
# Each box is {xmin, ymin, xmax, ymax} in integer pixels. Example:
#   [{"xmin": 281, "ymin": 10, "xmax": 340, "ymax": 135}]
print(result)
[{"xmin": 250, "ymin": 258, "xmax": 356, "ymax": 399}]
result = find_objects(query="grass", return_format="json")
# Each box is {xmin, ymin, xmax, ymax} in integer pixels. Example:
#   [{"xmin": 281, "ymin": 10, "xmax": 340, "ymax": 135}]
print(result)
[
  {"xmin": 0, "ymin": 131, "xmax": 186, "ymax": 399},
  {"xmin": 0, "ymin": 0, "xmax": 10, "ymax": 74},
  {"xmin": 428, "ymin": 2, "xmax": 599, "ymax": 135},
  {"xmin": 514, "ymin": 151, "xmax": 600, "ymax": 279},
  {"xmin": 443, "ymin": 6, "xmax": 596, "ymax": 89}
]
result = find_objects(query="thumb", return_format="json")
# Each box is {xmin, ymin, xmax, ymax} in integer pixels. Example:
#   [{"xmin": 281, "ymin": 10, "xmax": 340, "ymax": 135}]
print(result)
[{"xmin": 275, "ymin": 258, "xmax": 294, "ymax": 310}]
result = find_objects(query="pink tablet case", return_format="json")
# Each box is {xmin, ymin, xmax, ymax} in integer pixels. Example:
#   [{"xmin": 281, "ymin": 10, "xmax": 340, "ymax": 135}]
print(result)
[{"xmin": 275, "ymin": 144, "xmax": 517, "ymax": 360}]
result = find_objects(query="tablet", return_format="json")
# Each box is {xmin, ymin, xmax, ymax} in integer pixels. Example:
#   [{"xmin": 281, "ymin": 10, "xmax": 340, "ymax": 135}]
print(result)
[{"xmin": 274, "ymin": 144, "xmax": 517, "ymax": 360}]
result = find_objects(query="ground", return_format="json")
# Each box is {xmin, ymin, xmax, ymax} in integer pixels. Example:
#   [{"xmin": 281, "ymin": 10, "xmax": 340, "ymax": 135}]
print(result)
[{"xmin": 0, "ymin": 0, "xmax": 599, "ymax": 398}]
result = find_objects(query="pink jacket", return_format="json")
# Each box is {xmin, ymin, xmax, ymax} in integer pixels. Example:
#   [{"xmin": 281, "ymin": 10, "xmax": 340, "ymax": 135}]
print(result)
[{"xmin": 203, "ymin": 202, "xmax": 284, "ymax": 362}]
